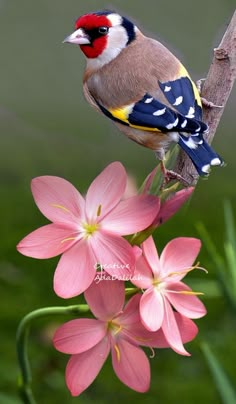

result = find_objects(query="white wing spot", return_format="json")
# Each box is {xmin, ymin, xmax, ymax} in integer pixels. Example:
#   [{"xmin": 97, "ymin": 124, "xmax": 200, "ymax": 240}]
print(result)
[
  {"xmin": 173, "ymin": 96, "xmax": 183, "ymax": 106},
  {"xmin": 164, "ymin": 85, "xmax": 171, "ymax": 92},
  {"xmin": 202, "ymin": 164, "xmax": 210, "ymax": 174},
  {"xmin": 211, "ymin": 157, "xmax": 221, "ymax": 166},
  {"xmin": 180, "ymin": 135, "xmax": 198, "ymax": 149},
  {"xmin": 166, "ymin": 121, "xmax": 177, "ymax": 130},
  {"xmin": 186, "ymin": 107, "xmax": 195, "ymax": 118},
  {"xmin": 187, "ymin": 137, "xmax": 198, "ymax": 149},
  {"xmin": 153, "ymin": 108, "xmax": 166, "ymax": 116},
  {"xmin": 173, "ymin": 118, "xmax": 179, "ymax": 127},
  {"xmin": 181, "ymin": 119, "xmax": 187, "ymax": 128},
  {"xmin": 145, "ymin": 97, "xmax": 153, "ymax": 104}
]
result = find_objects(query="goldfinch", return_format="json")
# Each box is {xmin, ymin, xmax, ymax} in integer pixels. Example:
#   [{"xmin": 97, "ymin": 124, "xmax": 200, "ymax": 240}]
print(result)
[{"xmin": 63, "ymin": 10, "xmax": 223, "ymax": 177}]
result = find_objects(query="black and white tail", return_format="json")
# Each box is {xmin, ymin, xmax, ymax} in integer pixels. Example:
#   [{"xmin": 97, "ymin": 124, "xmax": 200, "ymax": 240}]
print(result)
[
  {"xmin": 159, "ymin": 76, "xmax": 224, "ymax": 175},
  {"xmin": 178, "ymin": 133, "xmax": 224, "ymax": 176}
]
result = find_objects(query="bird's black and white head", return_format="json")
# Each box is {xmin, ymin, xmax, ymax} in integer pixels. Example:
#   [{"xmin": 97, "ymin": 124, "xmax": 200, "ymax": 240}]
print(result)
[{"xmin": 63, "ymin": 10, "xmax": 137, "ymax": 68}]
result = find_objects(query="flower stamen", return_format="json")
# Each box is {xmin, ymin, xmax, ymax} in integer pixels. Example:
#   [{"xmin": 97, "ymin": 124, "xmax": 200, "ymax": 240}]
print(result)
[
  {"xmin": 97, "ymin": 204, "xmax": 102, "ymax": 217},
  {"xmin": 51, "ymin": 204, "xmax": 71, "ymax": 213},
  {"xmin": 134, "ymin": 335, "xmax": 152, "ymax": 343},
  {"xmin": 149, "ymin": 347, "xmax": 155, "ymax": 359},
  {"xmin": 165, "ymin": 262, "xmax": 208, "ymax": 279},
  {"xmin": 61, "ymin": 237, "xmax": 77, "ymax": 244},
  {"xmin": 165, "ymin": 288, "xmax": 204, "ymax": 296},
  {"xmin": 114, "ymin": 344, "xmax": 121, "ymax": 362}
]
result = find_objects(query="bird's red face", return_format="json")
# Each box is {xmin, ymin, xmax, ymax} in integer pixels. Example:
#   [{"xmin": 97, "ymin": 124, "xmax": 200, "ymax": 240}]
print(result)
[
  {"xmin": 64, "ymin": 11, "xmax": 136, "ymax": 64},
  {"xmin": 64, "ymin": 13, "xmax": 112, "ymax": 58}
]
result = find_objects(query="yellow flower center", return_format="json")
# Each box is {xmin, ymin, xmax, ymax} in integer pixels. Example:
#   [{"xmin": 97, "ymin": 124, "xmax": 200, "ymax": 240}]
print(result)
[
  {"xmin": 107, "ymin": 321, "xmax": 122, "ymax": 362},
  {"xmin": 108, "ymin": 320, "xmax": 122, "ymax": 335},
  {"xmin": 51, "ymin": 202, "xmax": 102, "ymax": 240},
  {"xmin": 82, "ymin": 204, "xmax": 103, "ymax": 238},
  {"xmin": 82, "ymin": 222, "xmax": 99, "ymax": 238},
  {"xmin": 152, "ymin": 278, "xmax": 161, "ymax": 287}
]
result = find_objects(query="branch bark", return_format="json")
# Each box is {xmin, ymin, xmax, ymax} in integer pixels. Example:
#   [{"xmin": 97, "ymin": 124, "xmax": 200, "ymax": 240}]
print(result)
[{"xmin": 174, "ymin": 10, "xmax": 236, "ymax": 185}]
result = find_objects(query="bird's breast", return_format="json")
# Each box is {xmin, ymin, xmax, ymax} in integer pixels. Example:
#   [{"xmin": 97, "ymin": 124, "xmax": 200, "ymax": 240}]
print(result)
[{"xmin": 114, "ymin": 121, "xmax": 179, "ymax": 154}]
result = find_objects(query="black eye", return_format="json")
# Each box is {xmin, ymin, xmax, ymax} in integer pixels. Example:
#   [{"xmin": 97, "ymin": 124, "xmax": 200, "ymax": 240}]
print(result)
[{"xmin": 98, "ymin": 26, "xmax": 109, "ymax": 35}]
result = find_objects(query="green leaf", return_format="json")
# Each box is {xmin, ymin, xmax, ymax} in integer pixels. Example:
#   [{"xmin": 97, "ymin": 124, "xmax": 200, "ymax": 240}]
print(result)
[
  {"xmin": 196, "ymin": 201, "xmax": 236, "ymax": 309},
  {"xmin": 224, "ymin": 200, "xmax": 236, "ymax": 251},
  {"xmin": 188, "ymin": 279, "xmax": 222, "ymax": 298},
  {"xmin": 201, "ymin": 342, "xmax": 236, "ymax": 404},
  {"xmin": 0, "ymin": 393, "xmax": 21, "ymax": 404}
]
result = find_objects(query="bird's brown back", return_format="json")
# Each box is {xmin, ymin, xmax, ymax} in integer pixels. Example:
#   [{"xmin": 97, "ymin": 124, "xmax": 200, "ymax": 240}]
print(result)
[{"xmin": 84, "ymin": 32, "xmax": 182, "ymax": 109}]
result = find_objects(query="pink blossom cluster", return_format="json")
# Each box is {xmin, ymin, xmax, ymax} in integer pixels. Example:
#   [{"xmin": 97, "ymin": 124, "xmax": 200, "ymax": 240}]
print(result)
[{"xmin": 17, "ymin": 162, "xmax": 206, "ymax": 396}]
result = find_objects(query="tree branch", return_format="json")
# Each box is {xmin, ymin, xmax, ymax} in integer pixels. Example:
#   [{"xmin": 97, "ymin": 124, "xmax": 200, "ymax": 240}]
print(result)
[{"xmin": 174, "ymin": 10, "xmax": 236, "ymax": 185}]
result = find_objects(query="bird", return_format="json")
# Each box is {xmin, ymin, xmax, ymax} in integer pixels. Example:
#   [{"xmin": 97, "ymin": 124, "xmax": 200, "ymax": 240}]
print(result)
[{"xmin": 63, "ymin": 10, "xmax": 224, "ymax": 182}]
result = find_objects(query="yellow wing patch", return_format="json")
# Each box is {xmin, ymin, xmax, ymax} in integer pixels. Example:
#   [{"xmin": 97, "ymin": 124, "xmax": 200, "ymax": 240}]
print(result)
[
  {"xmin": 178, "ymin": 64, "xmax": 202, "ymax": 107},
  {"xmin": 109, "ymin": 105, "xmax": 133, "ymax": 123},
  {"xmin": 109, "ymin": 104, "xmax": 161, "ymax": 132}
]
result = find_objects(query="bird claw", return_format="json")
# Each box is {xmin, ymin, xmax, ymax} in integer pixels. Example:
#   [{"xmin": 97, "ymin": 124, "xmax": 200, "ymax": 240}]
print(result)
[
  {"xmin": 160, "ymin": 162, "xmax": 190, "ymax": 189},
  {"xmin": 200, "ymin": 97, "xmax": 223, "ymax": 109}
]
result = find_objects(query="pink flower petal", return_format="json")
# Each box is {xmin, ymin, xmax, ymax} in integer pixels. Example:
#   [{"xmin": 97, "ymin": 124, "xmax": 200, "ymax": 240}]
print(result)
[
  {"xmin": 118, "ymin": 293, "xmax": 141, "ymax": 324},
  {"xmin": 133, "ymin": 246, "xmax": 142, "ymax": 261},
  {"xmin": 140, "ymin": 288, "xmax": 164, "ymax": 331},
  {"xmin": 142, "ymin": 236, "xmax": 161, "ymax": 276},
  {"xmin": 85, "ymin": 278, "xmax": 125, "ymax": 320},
  {"xmin": 17, "ymin": 224, "xmax": 78, "ymax": 258},
  {"xmin": 148, "ymin": 312, "xmax": 198, "ymax": 348},
  {"xmin": 31, "ymin": 176, "xmax": 85, "ymax": 226},
  {"xmin": 53, "ymin": 239, "xmax": 96, "ymax": 298},
  {"xmin": 65, "ymin": 338, "xmax": 110, "ymax": 396},
  {"xmin": 153, "ymin": 187, "xmax": 194, "ymax": 227},
  {"xmin": 161, "ymin": 299, "xmax": 190, "ymax": 356},
  {"xmin": 160, "ymin": 237, "xmax": 201, "ymax": 278},
  {"xmin": 111, "ymin": 339, "xmax": 150, "ymax": 392},
  {"xmin": 142, "ymin": 166, "xmax": 159, "ymax": 195},
  {"xmin": 132, "ymin": 255, "xmax": 154, "ymax": 288},
  {"xmin": 122, "ymin": 174, "xmax": 138, "ymax": 199},
  {"xmin": 53, "ymin": 319, "xmax": 107, "ymax": 354},
  {"xmin": 91, "ymin": 231, "xmax": 135, "ymax": 277},
  {"xmin": 101, "ymin": 195, "xmax": 160, "ymax": 235},
  {"xmin": 85, "ymin": 162, "xmax": 126, "ymax": 222},
  {"xmin": 166, "ymin": 282, "xmax": 207, "ymax": 318},
  {"xmin": 173, "ymin": 313, "xmax": 198, "ymax": 344},
  {"xmin": 118, "ymin": 294, "xmax": 160, "ymax": 346}
]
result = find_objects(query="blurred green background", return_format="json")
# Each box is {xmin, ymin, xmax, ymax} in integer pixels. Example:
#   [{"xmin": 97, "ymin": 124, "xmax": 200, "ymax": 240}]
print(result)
[{"xmin": 1, "ymin": 1, "xmax": 236, "ymax": 403}]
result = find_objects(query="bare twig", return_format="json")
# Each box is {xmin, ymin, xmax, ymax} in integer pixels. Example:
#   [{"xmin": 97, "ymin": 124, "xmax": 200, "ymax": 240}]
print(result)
[{"xmin": 175, "ymin": 10, "xmax": 236, "ymax": 185}]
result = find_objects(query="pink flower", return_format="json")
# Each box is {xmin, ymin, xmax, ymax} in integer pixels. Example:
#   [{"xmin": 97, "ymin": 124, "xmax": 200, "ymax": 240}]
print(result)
[
  {"xmin": 53, "ymin": 279, "xmax": 198, "ymax": 396},
  {"xmin": 142, "ymin": 165, "xmax": 195, "ymax": 227},
  {"xmin": 132, "ymin": 236, "xmax": 207, "ymax": 355},
  {"xmin": 153, "ymin": 187, "xmax": 194, "ymax": 227},
  {"xmin": 17, "ymin": 162, "xmax": 160, "ymax": 298}
]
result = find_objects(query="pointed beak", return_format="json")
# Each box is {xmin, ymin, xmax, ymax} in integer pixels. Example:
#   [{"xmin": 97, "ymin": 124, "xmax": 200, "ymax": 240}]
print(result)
[{"xmin": 63, "ymin": 28, "xmax": 90, "ymax": 45}]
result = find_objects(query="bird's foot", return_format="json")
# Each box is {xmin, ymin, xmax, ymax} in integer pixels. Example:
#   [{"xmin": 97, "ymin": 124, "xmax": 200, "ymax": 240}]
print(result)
[
  {"xmin": 200, "ymin": 97, "xmax": 224, "ymax": 109},
  {"xmin": 160, "ymin": 162, "xmax": 190, "ymax": 189},
  {"xmin": 196, "ymin": 78, "xmax": 223, "ymax": 108}
]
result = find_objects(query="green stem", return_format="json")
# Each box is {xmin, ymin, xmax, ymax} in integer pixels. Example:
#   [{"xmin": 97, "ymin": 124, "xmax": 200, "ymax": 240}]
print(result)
[
  {"xmin": 16, "ymin": 304, "xmax": 89, "ymax": 404},
  {"xmin": 125, "ymin": 287, "xmax": 140, "ymax": 296}
]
